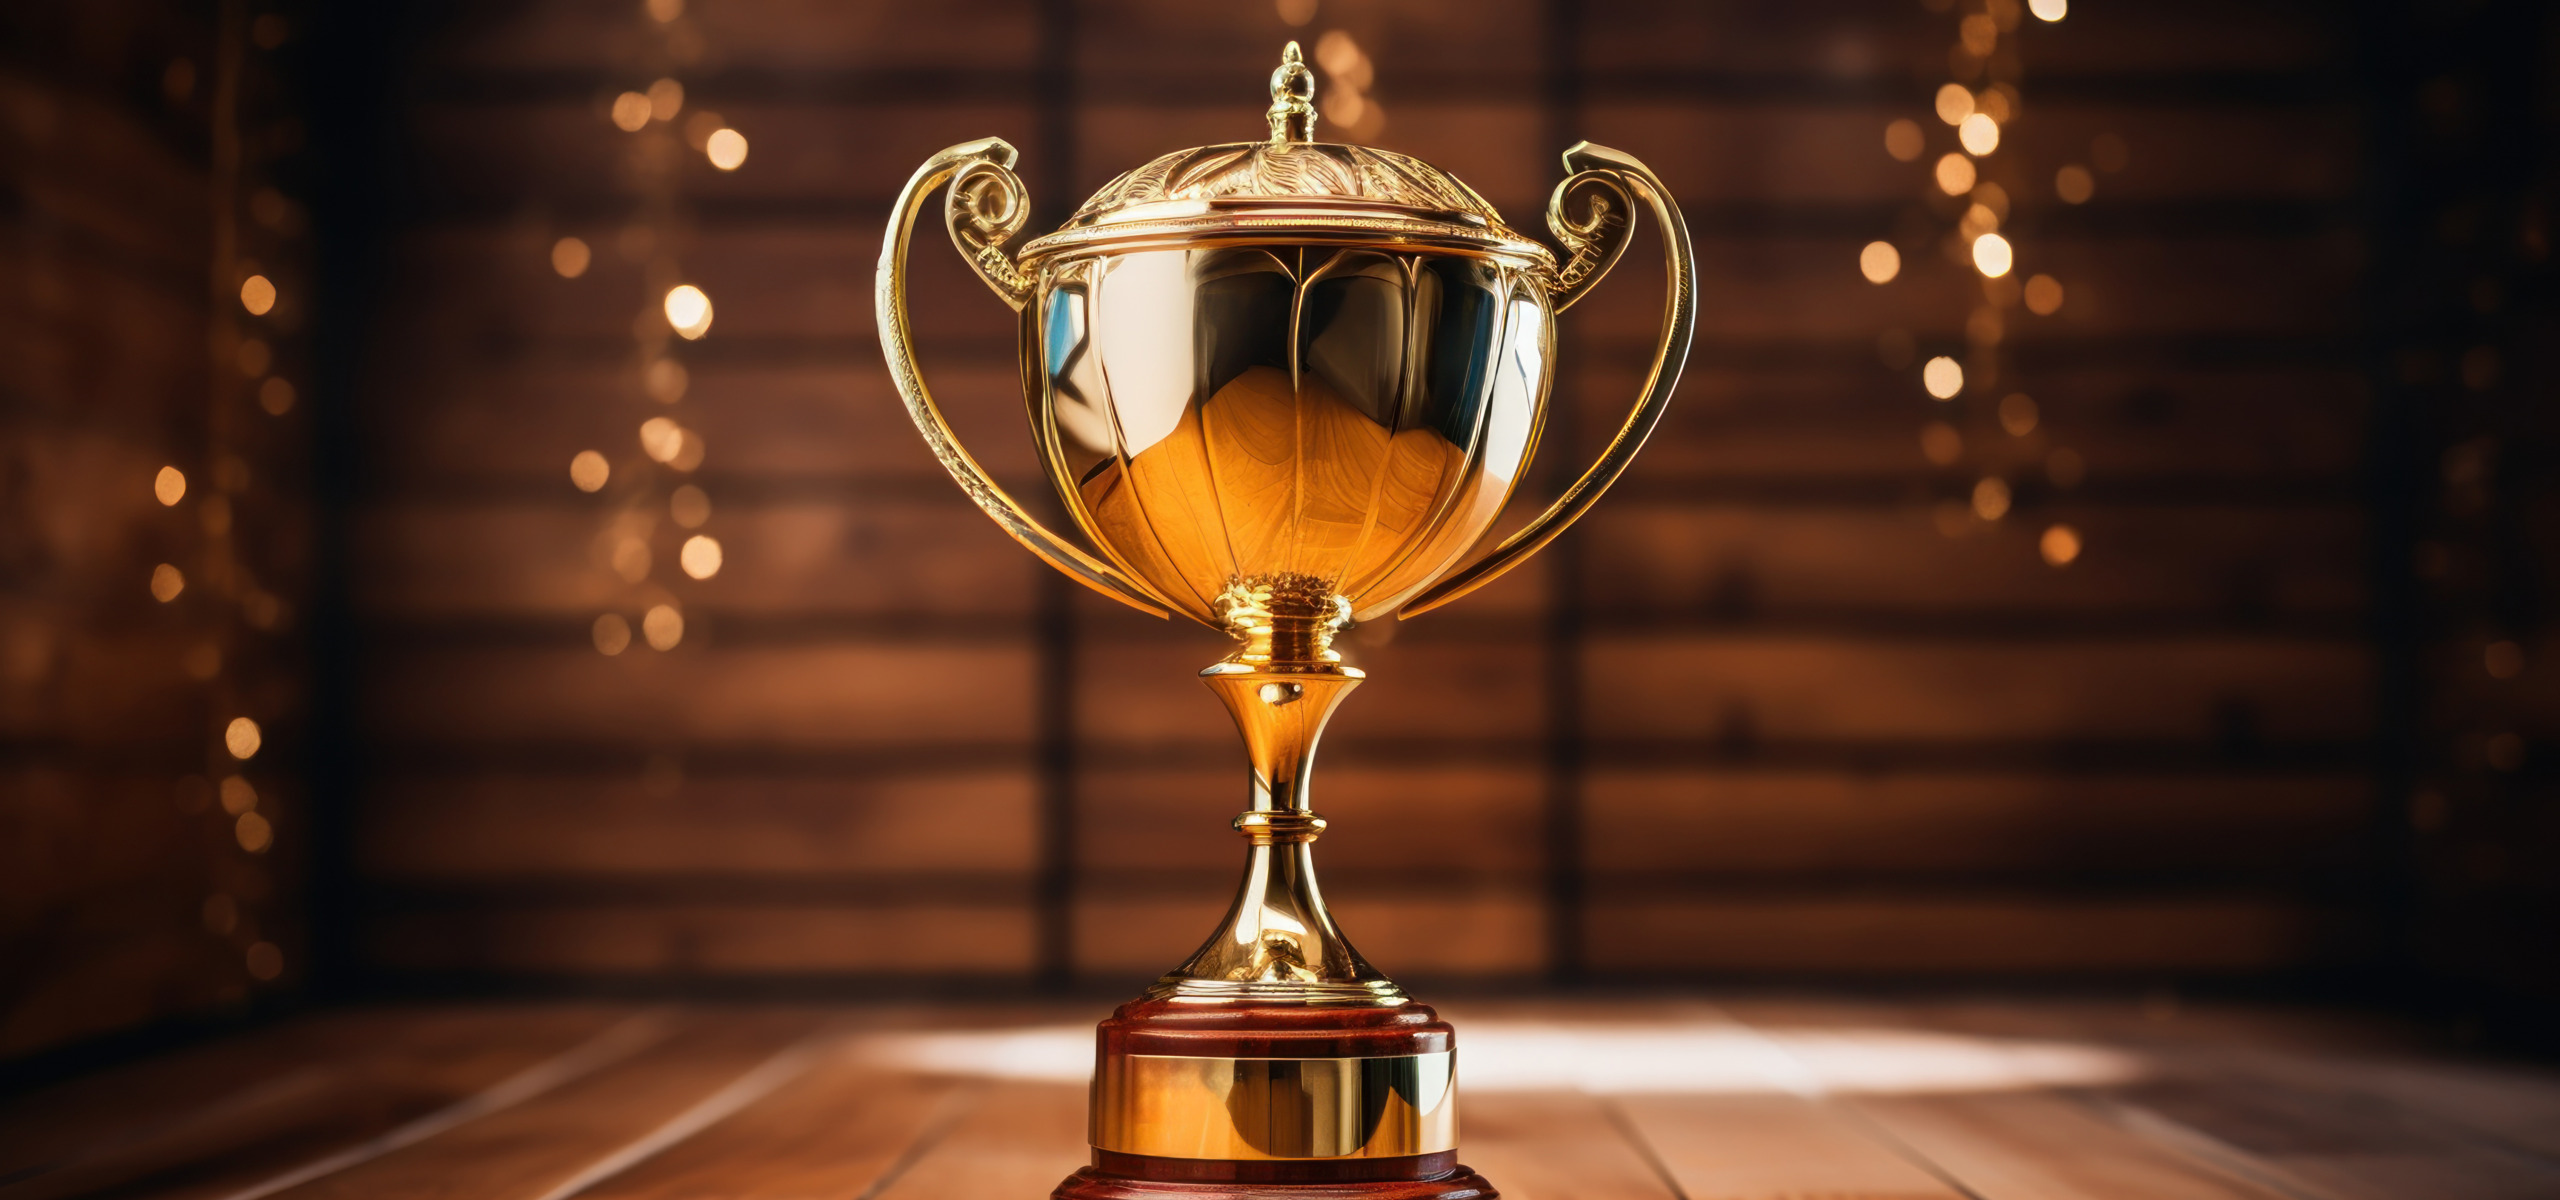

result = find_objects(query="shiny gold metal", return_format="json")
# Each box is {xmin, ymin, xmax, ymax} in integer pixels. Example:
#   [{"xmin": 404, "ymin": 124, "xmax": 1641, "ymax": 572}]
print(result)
[
  {"xmin": 876, "ymin": 42, "xmax": 1694, "ymax": 1146},
  {"xmin": 1094, "ymin": 1052, "xmax": 1458, "ymax": 1160}
]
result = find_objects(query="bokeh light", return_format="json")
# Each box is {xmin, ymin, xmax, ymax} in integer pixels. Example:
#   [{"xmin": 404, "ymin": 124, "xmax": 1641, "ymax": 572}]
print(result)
[
  {"xmin": 151, "ymin": 563, "xmax": 185, "ymax": 602},
  {"xmin": 239, "ymin": 274, "xmax": 276, "ymax": 315},
  {"xmin": 647, "ymin": 78, "xmax": 684, "ymax": 121},
  {"xmin": 706, "ymin": 128, "xmax": 748, "ymax": 170},
  {"xmin": 640, "ymin": 417, "xmax": 685, "ymax": 463},
  {"xmin": 1921, "ymin": 422, "xmax": 1962, "ymax": 466},
  {"xmin": 1935, "ymin": 84, "xmax": 1973, "ymax": 125},
  {"xmin": 225, "ymin": 716, "xmax": 262, "ymax": 760},
  {"xmin": 1999, "ymin": 393, "xmax": 2040, "ymax": 436},
  {"xmin": 1860, "ymin": 241, "xmax": 1901, "ymax": 284},
  {"xmin": 570, "ymin": 450, "xmax": 611, "ymax": 492},
  {"xmin": 670, "ymin": 484, "xmax": 711, "ymax": 528},
  {"xmin": 258, "ymin": 377, "xmax": 296, "ymax": 414},
  {"xmin": 1959, "ymin": 113, "xmax": 2000, "ymax": 156},
  {"xmin": 1884, "ymin": 119, "xmax": 1924, "ymax": 162},
  {"xmin": 611, "ymin": 91, "xmax": 652, "ymax": 131},
  {"xmin": 2055, "ymin": 164, "xmax": 2094, "ymax": 204},
  {"xmin": 680, "ymin": 535, "xmax": 723, "ymax": 579},
  {"xmin": 235, "ymin": 811, "xmax": 273, "ymax": 853},
  {"xmin": 1935, "ymin": 153, "xmax": 1977, "ymax": 195},
  {"xmin": 2041, "ymin": 523, "xmax": 2083, "ymax": 566},
  {"xmin": 1923, "ymin": 356, "xmax": 1964, "ymax": 399},
  {"xmin": 155, "ymin": 465, "xmax": 187, "ymax": 505},
  {"xmin": 1972, "ymin": 233, "xmax": 2014, "ymax": 277},
  {"xmin": 664, "ymin": 284, "xmax": 713, "ymax": 338},
  {"xmin": 2030, "ymin": 0, "xmax": 2067, "ymax": 20},
  {"xmin": 594, "ymin": 613, "xmax": 632, "ymax": 656},
  {"xmin": 552, "ymin": 236, "xmax": 591, "ymax": 277},
  {"xmin": 643, "ymin": 604, "xmax": 684, "ymax": 650},
  {"xmin": 2024, "ymin": 274, "xmax": 2065, "ymax": 315},
  {"xmin": 1972, "ymin": 477, "xmax": 2012, "ymax": 521}
]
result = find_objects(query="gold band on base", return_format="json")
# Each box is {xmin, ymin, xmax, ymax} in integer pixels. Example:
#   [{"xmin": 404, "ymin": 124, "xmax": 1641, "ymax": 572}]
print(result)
[{"xmin": 1093, "ymin": 1052, "xmax": 1458, "ymax": 1160}]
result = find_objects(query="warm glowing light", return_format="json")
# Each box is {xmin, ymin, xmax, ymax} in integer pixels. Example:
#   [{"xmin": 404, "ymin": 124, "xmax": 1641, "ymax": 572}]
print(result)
[
  {"xmin": 155, "ymin": 465, "xmax": 187, "ymax": 505},
  {"xmin": 1999, "ymin": 393, "xmax": 2039, "ymax": 436},
  {"xmin": 670, "ymin": 484, "xmax": 711, "ymax": 528},
  {"xmin": 151, "ymin": 564, "xmax": 185, "ymax": 602},
  {"xmin": 1960, "ymin": 14, "xmax": 1998, "ymax": 56},
  {"xmin": 1884, "ymin": 118, "xmax": 1924, "ymax": 162},
  {"xmin": 238, "ymin": 338, "xmax": 271, "ymax": 377},
  {"xmin": 2041, "ymin": 523, "xmax": 2083, "ymax": 566},
  {"xmin": 645, "ymin": 358, "xmax": 688, "ymax": 403},
  {"xmin": 239, "ymin": 275, "xmax": 276, "ymax": 315},
  {"xmin": 647, "ymin": 0, "xmax": 684, "ymax": 21},
  {"xmin": 1276, "ymin": 0, "xmax": 1316, "ymax": 24},
  {"xmin": 259, "ymin": 377, "xmax": 296, "ymax": 415},
  {"xmin": 670, "ymin": 429, "xmax": 705, "ymax": 472},
  {"xmin": 1859, "ymin": 241, "xmax": 1901, "ymax": 284},
  {"xmin": 246, "ymin": 941, "xmax": 283, "ymax": 980},
  {"xmin": 611, "ymin": 91, "xmax": 652, "ymax": 131},
  {"xmin": 2024, "ymin": 274, "xmax": 2065, "ymax": 315},
  {"xmin": 2055, "ymin": 164, "xmax": 2094, "ymax": 204},
  {"xmin": 1935, "ymin": 153, "xmax": 1977, "ymax": 196},
  {"xmin": 640, "ymin": 417, "xmax": 686, "ymax": 462},
  {"xmin": 593, "ymin": 613, "xmax": 632, "ymax": 656},
  {"xmin": 2047, "ymin": 447, "xmax": 2086, "ymax": 487},
  {"xmin": 643, "ymin": 604, "xmax": 684, "ymax": 650},
  {"xmin": 705, "ymin": 127, "xmax": 748, "ymax": 170},
  {"xmin": 1972, "ymin": 477, "xmax": 2012, "ymax": 521},
  {"xmin": 236, "ymin": 811, "xmax": 273, "ymax": 853},
  {"xmin": 612, "ymin": 537, "xmax": 651, "ymax": 583},
  {"xmin": 664, "ymin": 284, "xmax": 713, "ymax": 338},
  {"xmin": 2485, "ymin": 640, "xmax": 2525, "ymax": 679},
  {"xmin": 1972, "ymin": 233, "xmax": 2014, "ymax": 277},
  {"xmin": 1975, "ymin": 86, "xmax": 2015, "ymax": 125},
  {"xmin": 680, "ymin": 535, "xmax": 723, "ymax": 579},
  {"xmin": 220, "ymin": 776, "xmax": 257, "ymax": 814},
  {"xmin": 570, "ymin": 450, "xmax": 611, "ymax": 492},
  {"xmin": 225, "ymin": 716, "xmax": 262, "ymax": 760},
  {"xmin": 643, "ymin": 78, "xmax": 685, "ymax": 124},
  {"xmin": 552, "ymin": 236, "xmax": 591, "ymax": 278},
  {"xmin": 2030, "ymin": 0, "xmax": 2067, "ymax": 20},
  {"xmin": 1921, "ymin": 422, "xmax": 1962, "ymax": 466},
  {"xmin": 1923, "ymin": 356, "xmax": 1964, "ymax": 400},
  {"xmin": 1958, "ymin": 113, "xmax": 2000, "ymax": 156},
  {"xmin": 1959, "ymin": 203, "xmax": 2000, "ymax": 239},
  {"xmin": 1934, "ymin": 84, "xmax": 1974, "ymax": 126}
]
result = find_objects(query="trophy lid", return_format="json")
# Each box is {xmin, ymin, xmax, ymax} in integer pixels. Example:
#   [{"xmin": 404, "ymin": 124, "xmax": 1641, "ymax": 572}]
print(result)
[{"xmin": 1016, "ymin": 43, "xmax": 1556, "ymax": 267}]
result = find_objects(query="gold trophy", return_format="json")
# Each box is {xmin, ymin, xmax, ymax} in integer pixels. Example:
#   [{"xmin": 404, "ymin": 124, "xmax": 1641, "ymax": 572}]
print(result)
[{"xmin": 877, "ymin": 43, "xmax": 1693, "ymax": 1200}]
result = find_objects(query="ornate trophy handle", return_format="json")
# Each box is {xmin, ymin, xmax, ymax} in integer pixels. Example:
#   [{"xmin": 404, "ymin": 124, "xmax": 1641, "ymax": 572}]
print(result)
[
  {"xmin": 1397, "ymin": 142, "xmax": 1696, "ymax": 618},
  {"xmin": 876, "ymin": 138, "xmax": 1171, "ymax": 618}
]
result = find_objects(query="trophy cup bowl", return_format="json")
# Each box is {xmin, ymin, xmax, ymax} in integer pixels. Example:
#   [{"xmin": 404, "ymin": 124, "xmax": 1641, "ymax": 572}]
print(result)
[{"xmin": 876, "ymin": 44, "xmax": 1695, "ymax": 1200}]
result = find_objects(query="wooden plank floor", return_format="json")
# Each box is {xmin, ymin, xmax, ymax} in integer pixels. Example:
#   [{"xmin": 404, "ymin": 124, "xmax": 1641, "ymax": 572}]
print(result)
[{"xmin": 5, "ymin": 998, "xmax": 2557, "ymax": 1200}]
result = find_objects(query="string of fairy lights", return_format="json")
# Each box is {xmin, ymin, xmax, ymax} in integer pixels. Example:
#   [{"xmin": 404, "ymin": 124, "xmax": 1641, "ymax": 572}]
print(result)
[
  {"xmin": 555, "ymin": 0, "xmax": 746, "ymax": 662},
  {"xmin": 1862, "ymin": 0, "xmax": 2120, "ymax": 570},
  {"xmin": 152, "ymin": 0, "xmax": 304, "ymax": 993}
]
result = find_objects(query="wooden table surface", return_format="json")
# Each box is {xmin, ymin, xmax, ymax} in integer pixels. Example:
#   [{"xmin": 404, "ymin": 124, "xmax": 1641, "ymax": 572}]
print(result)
[{"xmin": 5, "ymin": 996, "xmax": 2557, "ymax": 1200}]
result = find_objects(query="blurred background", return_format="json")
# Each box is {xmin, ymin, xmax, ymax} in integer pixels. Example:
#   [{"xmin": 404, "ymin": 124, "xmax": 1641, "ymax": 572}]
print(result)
[{"xmin": 5, "ymin": 0, "xmax": 2555, "ymax": 1070}]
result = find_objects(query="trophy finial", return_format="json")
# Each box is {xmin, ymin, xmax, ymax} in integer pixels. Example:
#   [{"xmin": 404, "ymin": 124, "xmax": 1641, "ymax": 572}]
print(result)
[{"xmin": 1267, "ymin": 41, "xmax": 1319, "ymax": 143}]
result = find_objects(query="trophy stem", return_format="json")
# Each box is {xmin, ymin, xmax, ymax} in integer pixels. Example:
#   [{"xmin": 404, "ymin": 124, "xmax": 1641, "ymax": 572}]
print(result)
[{"xmin": 1145, "ymin": 658, "xmax": 1401, "ymax": 1004}]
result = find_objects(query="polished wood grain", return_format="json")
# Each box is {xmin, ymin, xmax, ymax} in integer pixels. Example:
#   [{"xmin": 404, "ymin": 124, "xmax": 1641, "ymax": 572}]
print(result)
[{"xmin": 11, "ymin": 999, "xmax": 2557, "ymax": 1200}]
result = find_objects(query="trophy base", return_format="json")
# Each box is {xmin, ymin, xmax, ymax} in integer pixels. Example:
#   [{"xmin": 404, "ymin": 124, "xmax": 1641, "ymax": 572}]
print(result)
[
  {"xmin": 1053, "ymin": 1160, "xmax": 1497, "ymax": 1200},
  {"xmin": 1054, "ymin": 996, "xmax": 1496, "ymax": 1200}
]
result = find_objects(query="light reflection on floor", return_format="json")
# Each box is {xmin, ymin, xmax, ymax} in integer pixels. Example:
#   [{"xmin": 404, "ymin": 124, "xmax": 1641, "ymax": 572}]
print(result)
[{"xmin": 847, "ymin": 1020, "xmax": 2143, "ymax": 1095}]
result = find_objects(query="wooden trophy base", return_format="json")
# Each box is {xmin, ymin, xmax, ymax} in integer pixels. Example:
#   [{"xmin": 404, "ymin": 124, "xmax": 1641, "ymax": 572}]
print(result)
[{"xmin": 1052, "ymin": 997, "xmax": 1498, "ymax": 1200}]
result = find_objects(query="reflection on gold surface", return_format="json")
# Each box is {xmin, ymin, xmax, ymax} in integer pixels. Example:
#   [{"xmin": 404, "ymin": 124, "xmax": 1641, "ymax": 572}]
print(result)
[
  {"xmin": 1096, "ymin": 1052, "xmax": 1456, "ymax": 1160},
  {"xmin": 1038, "ymin": 247, "xmax": 1548, "ymax": 627}
]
